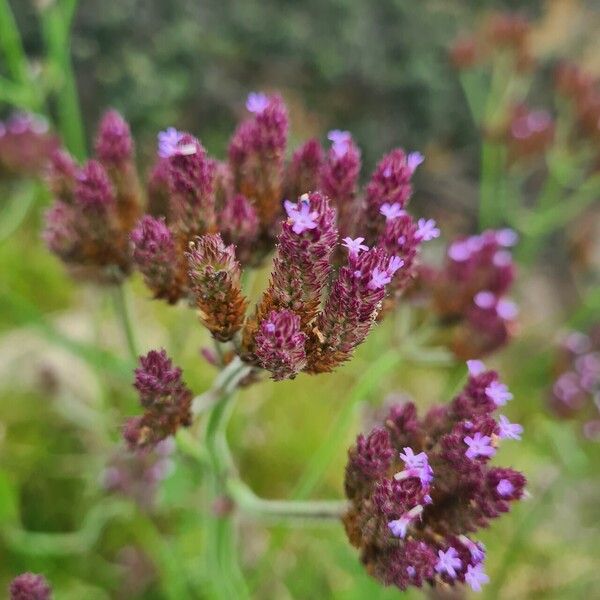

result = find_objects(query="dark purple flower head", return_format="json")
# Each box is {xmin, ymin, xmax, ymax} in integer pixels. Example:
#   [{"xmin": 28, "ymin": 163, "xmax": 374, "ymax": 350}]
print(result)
[
  {"xmin": 285, "ymin": 138, "xmax": 323, "ymax": 200},
  {"xmin": 218, "ymin": 194, "xmax": 260, "ymax": 263},
  {"xmin": 343, "ymin": 364, "xmax": 526, "ymax": 593},
  {"xmin": 43, "ymin": 201, "xmax": 78, "ymax": 258},
  {"xmin": 9, "ymin": 573, "xmax": 52, "ymax": 600},
  {"xmin": 75, "ymin": 160, "xmax": 116, "ymax": 211},
  {"xmin": 130, "ymin": 216, "xmax": 180, "ymax": 301},
  {"xmin": 95, "ymin": 109, "xmax": 134, "ymax": 167},
  {"xmin": 254, "ymin": 309, "xmax": 307, "ymax": 380},
  {"xmin": 126, "ymin": 349, "xmax": 192, "ymax": 449},
  {"xmin": 320, "ymin": 131, "xmax": 361, "ymax": 236},
  {"xmin": 46, "ymin": 148, "xmax": 77, "ymax": 202}
]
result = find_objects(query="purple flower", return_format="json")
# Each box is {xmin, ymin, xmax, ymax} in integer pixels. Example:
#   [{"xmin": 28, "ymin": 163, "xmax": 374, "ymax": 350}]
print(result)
[
  {"xmin": 368, "ymin": 267, "xmax": 392, "ymax": 290},
  {"xmin": 387, "ymin": 256, "xmax": 404, "ymax": 276},
  {"xmin": 485, "ymin": 381, "xmax": 513, "ymax": 406},
  {"xmin": 496, "ymin": 228, "xmax": 518, "ymax": 247},
  {"xmin": 95, "ymin": 109, "xmax": 133, "ymax": 166},
  {"xmin": 496, "ymin": 479, "xmax": 515, "ymax": 497},
  {"xmin": 435, "ymin": 547, "xmax": 462, "ymax": 578},
  {"xmin": 448, "ymin": 240, "xmax": 471, "ymax": 262},
  {"xmin": 342, "ymin": 236, "xmax": 369, "ymax": 257},
  {"xmin": 467, "ymin": 359, "xmax": 486, "ymax": 376},
  {"xmin": 496, "ymin": 298, "xmax": 518, "ymax": 320},
  {"xmin": 415, "ymin": 218, "xmax": 440, "ymax": 242},
  {"xmin": 406, "ymin": 151, "xmax": 425, "ymax": 174},
  {"xmin": 399, "ymin": 447, "xmax": 428, "ymax": 470},
  {"xmin": 327, "ymin": 129, "xmax": 352, "ymax": 157},
  {"xmin": 474, "ymin": 290, "xmax": 496, "ymax": 309},
  {"xmin": 9, "ymin": 573, "xmax": 52, "ymax": 600},
  {"xmin": 464, "ymin": 432, "xmax": 496, "ymax": 460},
  {"xmin": 388, "ymin": 505, "xmax": 424, "ymax": 539},
  {"xmin": 465, "ymin": 563, "xmax": 489, "ymax": 592},
  {"xmin": 246, "ymin": 91, "xmax": 269, "ymax": 114},
  {"xmin": 397, "ymin": 447, "xmax": 434, "ymax": 485},
  {"xmin": 497, "ymin": 415, "xmax": 523, "ymax": 440},
  {"xmin": 158, "ymin": 127, "xmax": 190, "ymax": 158},
  {"xmin": 380, "ymin": 202, "xmax": 405, "ymax": 221},
  {"xmin": 284, "ymin": 198, "xmax": 319, "ymax": 234}
]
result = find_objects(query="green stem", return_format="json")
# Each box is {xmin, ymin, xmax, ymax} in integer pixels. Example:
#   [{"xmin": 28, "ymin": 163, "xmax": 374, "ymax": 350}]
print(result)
[
  {"xmin": 110, "ymin": 283, "xmax": 138, "ymax": 361},
  {"xmin": 479, "ymin": 141, "xmax": 504, "ymax": 230},
  {"xmin": 227, "ymin": 478, "xmax": 347, "ymax": 522},
  {"xmin": 0, "ymin": 0, "xmax": 29, "ymax": 84}
]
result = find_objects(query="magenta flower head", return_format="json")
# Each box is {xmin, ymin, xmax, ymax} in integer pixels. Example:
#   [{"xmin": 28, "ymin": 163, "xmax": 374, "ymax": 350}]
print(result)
[
  {"xmin": 343, "ymin": 362, "xmax": 526, "ymax": 593},
  {"xmin": 306, "ymin": 246, "xmax": 394, "ymax": 372},
  {"xmin": 166, "ymin": 132, "xmax": 216, "ymax": 235},
  {"xmin": 254, "ymin": 309, "xmax": 308, "ymax": 380},
  {"xmin": 228, "ymin": 93, "xmax": 288, "ymax": 227},
  {"xmin": 285, "ymin": 138, "xmax": 324, "ymax": 200},
  {"xmin": 46, "ymin": 148, "xmax": 77, "ymax": 202},
  {"xmin": 186, "ymin": 233, "xmax": 248, "ymax": 342},
  {"xmin": 95, "ymin": 109, "xmax": 134, "ymax": 167},
  {"xmin": 548, "ymin": 325, "xmax": 600, "ymax": 439},
  {"xmin": 364, "ymin": 148, "xmax": 419, "ymax": 241},
  {"xmin": 9, "ymin": 573, "xmax": 52, "ymax": 600},
  {"xmin": 130, "ymin": 216, "xmax": 181, "ymax": 302},
  {"xmin": 218, "ymin": 193, "xmax": 260, "ymax": 264},
  {"xmin": 125, "ymin": 349, "xmax": 193, "ymax": 450},
  {"xmin": 244, "ymin": 191, "xmax": 338, "ymax": 353},
  {"xmin": 320, "ymin": 130, "xmax": 361, "ymax": 237}
]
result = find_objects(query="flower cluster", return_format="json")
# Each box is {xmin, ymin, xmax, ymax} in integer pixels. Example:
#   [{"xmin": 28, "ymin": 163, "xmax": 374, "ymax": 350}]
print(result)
[
  {"xmin": 549, "ymin": 325, "xmax": 600, "ymax": 441},
  {"xmin": 343, "ymin": 360, "xmax": 525, "ymax": 593},
  {"xmin": 449, "ymin": 12, "xmax": 532, "ymax": 73},
  {"xmin": 103, "ymin": 438, "xmax": 175, "ymax": 507},
  {"xmin": 0, "ymin": 113, "xmax": 58, "ymax": 180},
  {"xmin": 43, "ymin": 110, "xmax": 142, "ymax": 283},
  {"xmin": 123, "ymin": 349, "xmax": 193, "ymax": 449},
  {"xmin": 9, "ymin": 573, "xmax": 52, "ymax": 600},
  {"xmin": 420, "ymin": 229, "xmax": 517, "ymax": 359},
  {"xmin": 128, "ymin": 92, "xmax": 435, "ymax": 377}
]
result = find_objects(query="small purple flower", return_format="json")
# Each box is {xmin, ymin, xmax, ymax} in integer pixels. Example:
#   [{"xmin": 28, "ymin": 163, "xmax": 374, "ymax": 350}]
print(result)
[
  {"xmin": 158, "ymin": 127, "xmax": 196, "ymax": 158},
  {"xmin": 368, "ymin": 267, "xmax": 392, "ymax": 290},
  {"xmin": 387, "ymin": 256, "xmax": 404, "ymax": 276},
  {"xmin": 464, "ymin": 432, "xmax": 496, "ymax": 460},
  {"xmin": 380, "ymin": 202, "xmax": 405, "ymax": 221},
  {"xmin": 400, "ymin": 447, "xmax": 428, "ymax": 470},
  {"xmin": 415, "ymin": 218, "xmax": 440, "ymax": 242},
  {"xmin": 284, "ymin": 199, "xmax": 319, "ymax": 234},
  {"xmin": 406, "ymin": 151, "xmax": 425, "ymax": 174},
  {"xmin": 9, "ymin": 573, "xmax": 52, "ymax": 600},
  {"xmin": 496, "ymin": 228, "xmax": 518, "ymax": 247},
  {"xmin": 342, "ymin": 236, "xmax": 369, "ymax": 257},
  {"xmin": 447, "ymin": 240, "xmax": 471, "ymax": 262},
  {"xmin": 388, "ymin": 505, "xmax": 423, "ymax": 538},
  {"xmin": 460, "ymin": 536, "xmax": 486, "ymax": 562},
  {"xmin": 496, "ymin": 478, "xmax": 515, "ymax": 497},
  {"xmin": 467, "ymin": 359, "xmax": 486, "ymax": 376},
  {"xmin": 474, "ymin": 290, "xmax": 496, "ymax": 309},
  {"xmin": 493, "ymin": 250, "xmax": 512, "ymax": 267},
  {"xmin": 465, "ymin": 563, "xmax": 489, "ymax": 592},
  {"xmin": 497, "ymin": 415, "xmax": 523, "ymax": 441},
  {"xmin": 485, "ymin": 381, "xmax": 513, "ymax": 406},
  {"xmin": 246, "ymin": 91, "xmax": 269, "ymax": 114},
  {"xmin": 496, "ymin": 298, "xmax": 518, "ymax": 321},
  {"xmin": 328, "ymin": 129, "xmax": 352, "ymax": 158},
  {"xmin": 435, "ymin": 547, "xmax": 462, "ymax": 578}
]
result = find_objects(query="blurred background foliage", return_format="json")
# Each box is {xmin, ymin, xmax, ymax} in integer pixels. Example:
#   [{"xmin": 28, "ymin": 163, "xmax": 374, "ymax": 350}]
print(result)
[{"xmin": 1, "ymin": 0, "xmax": 600, "ymax": 599}]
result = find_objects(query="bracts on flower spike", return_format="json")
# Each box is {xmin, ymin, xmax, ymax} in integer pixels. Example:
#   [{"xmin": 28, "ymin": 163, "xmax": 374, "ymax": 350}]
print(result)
[
  {"xmin": 124, "ymin": 349, "xmax": 193, "ymax": 450},
  {"xmin": 343, "ymin": 360, "xmax": 526, "ymax": 593},
  {"xmin": 187, "ymin": 234, "xmax": 248, "ymax": 342}
]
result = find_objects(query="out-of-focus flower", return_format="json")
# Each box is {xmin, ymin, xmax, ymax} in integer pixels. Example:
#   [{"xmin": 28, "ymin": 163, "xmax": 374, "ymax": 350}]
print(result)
[
  {"xmin": 343, "ymin": 362, "xmax": 526, "ymax": 592},
  {"xmin": 43, "ymin": 111, "xmax": 141, "ymax": 283},
  {"xmin": 124, "ymin": 350, "xmax": 193, "ymax": 449},
  {"xmin": 503, "ymin": 104, "xmax": 555, "ymax": 163},
  {"xmin": 9, "ymin": 573, "xmax": 52, "ymax": 600},
  {"xmin": 549, "ymin": 325, "xmax": 600, "ymax": 440},
  {"xmin": 0, "ymin": 113, "xmax": 58, "ymax": 179},
  {"xmin": 421, "ymin": 229, "xmax": 517, "ymax": 359}
]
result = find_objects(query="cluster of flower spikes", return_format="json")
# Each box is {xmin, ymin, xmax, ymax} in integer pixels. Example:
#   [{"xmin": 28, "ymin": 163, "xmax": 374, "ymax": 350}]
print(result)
[
  {"xmin": 549, "ymin": 325, "xmax": 600, "ymax": 441},
  {"xmin": 0, "ymin": 112, "xmax": 58, "ymax": 180},
  {"xmin": 419, "ymin": 229, "xmax": 518, "ymax": 359},
  {"xmin": 123, "ymin": 349, "xmax": 193, "ymax": 450},
  {"xmin": 9, "ymin": 573, "xmax": 52, "ymax": 600},
  {"xmin": 449, "ymin": 11, "xmax": 533, "ymax": 73},
  {"xmin": 130, "ymin": 92, "xmax": 437, "ymax": 371},
  {"xmin": 343, "ymin": 359, "xmax": 525, "ymax": 593},
  {"xmin": 43, "ymin": 110, "xmax": 142, "ymax": 283},
  {"xmin": 555, "ymin": 62, "xmax": 600, "ymax": 149}
]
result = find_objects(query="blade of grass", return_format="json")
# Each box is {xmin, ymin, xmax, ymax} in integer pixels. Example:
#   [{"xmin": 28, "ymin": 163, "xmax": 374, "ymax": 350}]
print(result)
[{"xmin": 0, "ymin": 0, "xmax": 29, "ymax": 84}]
